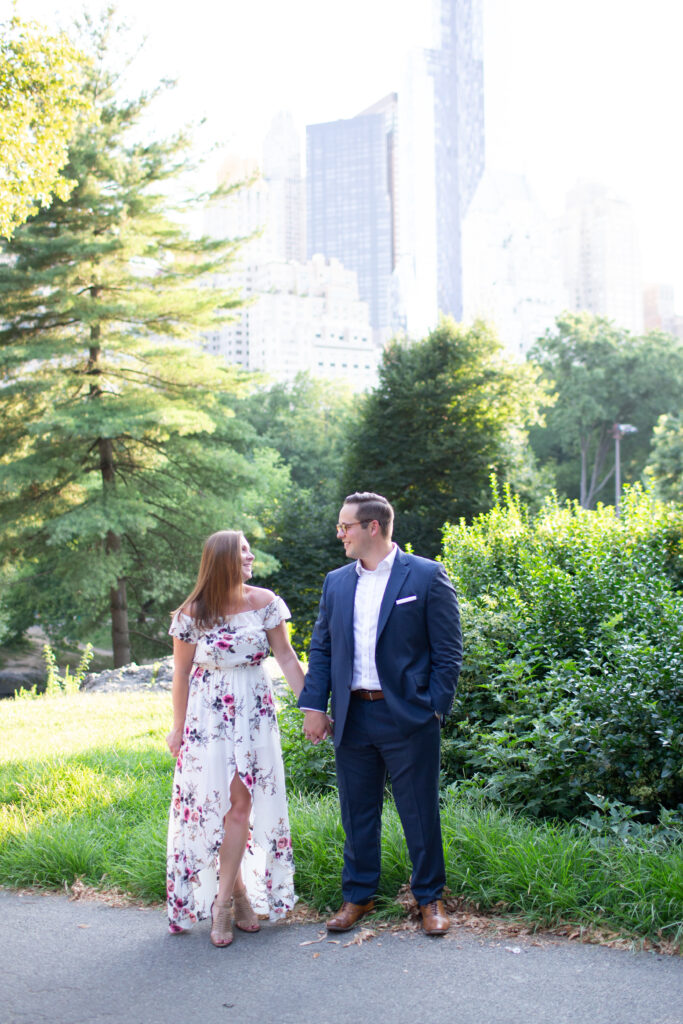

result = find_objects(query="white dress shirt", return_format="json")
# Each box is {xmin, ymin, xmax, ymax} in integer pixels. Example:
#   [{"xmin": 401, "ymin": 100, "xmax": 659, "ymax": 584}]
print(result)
[{"xmin": 350, "ymin": 544, "xmax": 397, "ymax": 691}]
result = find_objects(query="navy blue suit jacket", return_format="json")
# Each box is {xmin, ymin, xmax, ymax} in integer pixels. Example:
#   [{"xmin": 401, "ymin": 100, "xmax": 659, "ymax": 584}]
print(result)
[{"xmin": 298, "ymin": 548, "xmax": 463, "ymax": 744}]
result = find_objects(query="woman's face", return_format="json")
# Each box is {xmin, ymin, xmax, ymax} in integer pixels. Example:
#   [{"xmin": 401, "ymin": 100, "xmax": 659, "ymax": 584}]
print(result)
[{"xmin": 240, "ymin": 538, "xmax": 255, "ymax": 581}]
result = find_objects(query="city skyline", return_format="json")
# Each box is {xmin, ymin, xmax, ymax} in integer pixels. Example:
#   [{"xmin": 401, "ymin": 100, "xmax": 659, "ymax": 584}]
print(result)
[{"xmin": 14, "ymin": 0, "xmax": 683, "ymax": 315}]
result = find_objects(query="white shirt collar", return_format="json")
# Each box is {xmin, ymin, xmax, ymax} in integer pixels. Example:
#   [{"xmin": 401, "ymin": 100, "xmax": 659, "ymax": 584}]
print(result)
[{"xmin": 355, "ymin": 543, "xmax": 398, "ymax": 576}]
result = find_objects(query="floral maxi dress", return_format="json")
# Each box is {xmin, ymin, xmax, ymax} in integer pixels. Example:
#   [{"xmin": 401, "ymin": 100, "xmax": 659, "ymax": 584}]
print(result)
[{"xmin": 166, "ymin": 598, "xmax": 296, "ymax": 933}]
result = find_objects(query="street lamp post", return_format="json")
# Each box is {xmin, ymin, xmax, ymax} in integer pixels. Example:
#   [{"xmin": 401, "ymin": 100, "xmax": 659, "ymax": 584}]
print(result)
[{"xmin": 612, "ymin": 422, "xmax": 638, "ymax": 516}]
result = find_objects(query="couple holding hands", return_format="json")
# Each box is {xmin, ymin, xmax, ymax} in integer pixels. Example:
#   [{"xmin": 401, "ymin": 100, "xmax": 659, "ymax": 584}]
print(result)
[{"xmin": 166, "ymin": 491, "xmax": 463, "ymax": 947}]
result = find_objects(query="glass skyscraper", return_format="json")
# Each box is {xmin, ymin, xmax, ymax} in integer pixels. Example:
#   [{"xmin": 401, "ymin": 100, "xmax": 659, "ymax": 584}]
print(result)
[
  {"xmin": 398, "ymin": 0, "xmax": 485, "ymax": 332},
  {"xmin": 430, "ymin": 0, "xmax": 485, "ymax": 320},
  {"xmin": 306, "ymin": 96, "xmax": 397, "ymax": 336},
  {"xmin": 306, "ymin": 0, "xmax": 484, "ymax": 340}
]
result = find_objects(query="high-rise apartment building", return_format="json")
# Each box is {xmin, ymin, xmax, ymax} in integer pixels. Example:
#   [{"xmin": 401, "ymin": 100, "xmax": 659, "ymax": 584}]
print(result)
[
  {"xmin": 557, "ymin": 182, "xmax": 643, "ymax": 333},
  {"xmin": 462, "ymin": 170, "xmax": 567, "ymax": 356},
  {"xmin": 306, "ymin": 95, "xmax": 397, "ymax": 339},
  {"xmin": 203, "ymin": 255, "xmax": 379, "ymax": 390},
  {"xmin": 643, "ymin": 284, "xmax": 683, "ymax": 340},
  {"xmin": 263, "ymin": 111, "xmax": 306, "ymax": 263},
  {"xmin": 202, "ymin": 155, "xmax": 377, "ymax": 390}
]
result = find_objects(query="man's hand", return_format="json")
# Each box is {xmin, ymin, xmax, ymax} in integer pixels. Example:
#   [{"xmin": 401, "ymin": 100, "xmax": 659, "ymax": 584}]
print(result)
[{"xmin": 303, "ymin": 709, "xmax": 333, "ymax": 745}]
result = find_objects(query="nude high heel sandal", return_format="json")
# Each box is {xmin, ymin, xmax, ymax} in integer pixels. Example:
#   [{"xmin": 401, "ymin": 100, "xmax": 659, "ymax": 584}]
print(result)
[
  {"xmin": 210, "ymin": 899, "xmax": 234, "ymax": 947},
  {"xmin": 232, "ymin": 888, "xmax": 260, "ymax": 932}
]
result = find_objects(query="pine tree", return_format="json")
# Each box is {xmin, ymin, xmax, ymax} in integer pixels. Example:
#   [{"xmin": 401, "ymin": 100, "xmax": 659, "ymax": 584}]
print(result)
[{"xmin": 0, "ymin": 12, "xmax": 283, "ymax": 666}]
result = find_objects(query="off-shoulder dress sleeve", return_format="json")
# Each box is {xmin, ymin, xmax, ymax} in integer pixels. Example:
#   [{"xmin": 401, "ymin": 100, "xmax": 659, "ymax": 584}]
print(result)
[
  {"xmin": 261, "ymin": 596, "xmax": 291, "ymax": 630},
  {"xmin": 169, "ymin": 610, "xmax": 202, "ymax": 644}
]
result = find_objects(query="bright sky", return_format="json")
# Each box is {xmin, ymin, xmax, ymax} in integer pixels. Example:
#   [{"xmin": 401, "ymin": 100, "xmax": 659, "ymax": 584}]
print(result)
[{"xmin": 11, "ymin": 0, "xmax": 683, "ymax": 308}]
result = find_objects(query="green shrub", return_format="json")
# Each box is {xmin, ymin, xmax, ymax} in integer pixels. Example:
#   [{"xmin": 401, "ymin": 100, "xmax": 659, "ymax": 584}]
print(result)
[
  {"xmin": 278, "ymin": 688, "xmax": 336, "ymax": 794},
  {"xmin": 441, "ymin": 486, "xmax": 683, "ymax": 819}
]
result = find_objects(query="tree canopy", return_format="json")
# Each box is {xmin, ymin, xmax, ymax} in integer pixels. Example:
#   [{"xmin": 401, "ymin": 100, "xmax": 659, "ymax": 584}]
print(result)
[
  {"xmin": 0, "ymin": 14, "xmax": 92, "ymax": 238},
  {"xmin": 528, "ymin": 313, "xmax": 683, "ymax": 508},
  {"xmin": 238, "ymin": 373, "xmax": 357, "ymax": 650},
  {"xmin": 0, "ymin": 11, "xmax": 280, "ymax": 665},
  {"xmin": 645, "ymin": 414, "xmax": 683, "ymax": 505},
  {"xmin": 344, "ymin": 318, "xmax": 549, "ymax": 557}
]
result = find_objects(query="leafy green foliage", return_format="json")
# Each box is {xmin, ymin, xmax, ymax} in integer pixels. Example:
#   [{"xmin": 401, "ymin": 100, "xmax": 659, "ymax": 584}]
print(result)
[
  {"xmin": 441, "ymin": 486, "xmax": 683, "ymax": 819},
  {"xmin": 645, "ymin": 414, "xmax": 683, "ymax": 505},
  {"xmin": 42, "ymin": 642, "xmax": 94, "ymax": 696},
  {"xmin": 278, "ymin": 688, "xmax": 336, "ymax": 793},
  {"xmin": 345, "ymin": 318, "xmax": 550, "ymax": 556},
  {"xmin": 0, "ymin": 15, "xmax": 92, "ymax": 238},
  {"xmin": 529, "ymin": 313, "xmax": 683, "ymax": 507}
]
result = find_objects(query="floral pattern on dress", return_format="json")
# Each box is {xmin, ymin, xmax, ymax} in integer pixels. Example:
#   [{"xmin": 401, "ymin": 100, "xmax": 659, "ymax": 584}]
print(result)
[{"xmin": 166, "ymin": 597, "xmax": 296, "ymax": 933}]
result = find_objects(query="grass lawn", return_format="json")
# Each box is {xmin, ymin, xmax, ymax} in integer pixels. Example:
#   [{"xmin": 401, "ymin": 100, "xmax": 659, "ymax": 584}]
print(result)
[{"xmin": 1, "ymin": 691, "xmax": 681, "ymax": 951}]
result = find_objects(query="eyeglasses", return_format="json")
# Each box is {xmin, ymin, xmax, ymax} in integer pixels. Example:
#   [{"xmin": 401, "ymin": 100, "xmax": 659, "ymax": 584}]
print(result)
[{"xmin": 336, "ymin": 519, "xmax": 374, "ymax": 536}]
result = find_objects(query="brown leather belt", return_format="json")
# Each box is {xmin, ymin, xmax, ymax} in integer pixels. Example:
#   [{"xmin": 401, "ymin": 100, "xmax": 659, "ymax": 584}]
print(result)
[{"xmin": 351, "ymin": 689, "xmax": 385, "ymax": 701}]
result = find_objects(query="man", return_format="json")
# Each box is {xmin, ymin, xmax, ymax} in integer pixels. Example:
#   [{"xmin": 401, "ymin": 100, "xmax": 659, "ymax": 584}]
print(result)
[{"xmin": 298, "ymin": 491, "xmax": 462, "ymax": 936}]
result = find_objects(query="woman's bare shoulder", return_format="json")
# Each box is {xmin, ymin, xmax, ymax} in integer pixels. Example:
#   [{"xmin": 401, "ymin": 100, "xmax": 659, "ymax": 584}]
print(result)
[{"xmin": 245, "ymin": 586, "xmax": 276, "ymax": 611}]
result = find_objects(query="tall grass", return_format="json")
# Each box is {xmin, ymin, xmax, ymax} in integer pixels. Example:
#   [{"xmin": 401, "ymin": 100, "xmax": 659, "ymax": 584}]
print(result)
[{"xmin": 0, "ymin": 691, "xmax": 681, "ymax": 947}]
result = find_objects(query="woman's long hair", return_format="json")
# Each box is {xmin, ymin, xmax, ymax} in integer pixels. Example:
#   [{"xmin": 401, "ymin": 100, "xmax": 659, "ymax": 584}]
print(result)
[{"xmin": 175, "ymin": 530, "xmax": 246, "ymax": 628}]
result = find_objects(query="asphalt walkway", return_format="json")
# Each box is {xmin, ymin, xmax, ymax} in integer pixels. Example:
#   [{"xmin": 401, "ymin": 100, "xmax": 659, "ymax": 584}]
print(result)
[{"xmin": 1, "ymin": 889, "xmax": 681, "ymax": 1024}]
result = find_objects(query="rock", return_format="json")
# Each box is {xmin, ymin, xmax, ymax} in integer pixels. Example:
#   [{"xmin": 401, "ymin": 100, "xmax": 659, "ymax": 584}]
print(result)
[
  {"xmin": 79, "ymin": 655, "xmax": 287, "ymax": 694},
  {"xmin": 80, "ymin": 657, "xmax": 174, "ymax": 693},
  {"xmin": 0, "ymin": 668, "xmax": 45, "ymax": 699}
]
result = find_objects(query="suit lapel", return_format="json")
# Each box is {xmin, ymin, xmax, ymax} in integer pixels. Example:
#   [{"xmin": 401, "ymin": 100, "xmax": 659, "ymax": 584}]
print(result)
[
  {"xmin": 337, "ymin": 563, "xmax": 358, "ymax": 662},
  {"xmin": 376, "ymin": 549, "xmax": 410, "ymax": 641}
]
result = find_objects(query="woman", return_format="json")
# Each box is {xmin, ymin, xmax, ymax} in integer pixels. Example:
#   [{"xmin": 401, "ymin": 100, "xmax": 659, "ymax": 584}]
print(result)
[{"xmin": 166, "ymin": 530, "xmax": 306, "ymax": 946}]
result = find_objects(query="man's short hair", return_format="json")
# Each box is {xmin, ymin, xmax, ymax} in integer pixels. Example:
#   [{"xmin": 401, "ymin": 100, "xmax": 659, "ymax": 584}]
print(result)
[{"xmin": 344, "ymin": 491, "xmax": 394, "ymax": 538}]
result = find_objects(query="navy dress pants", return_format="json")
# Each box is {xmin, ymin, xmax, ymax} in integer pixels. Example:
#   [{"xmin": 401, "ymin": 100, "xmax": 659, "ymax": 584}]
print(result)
[{"xmin": 334, "ymin": 696, "xmax": 445, "ymax": 906}]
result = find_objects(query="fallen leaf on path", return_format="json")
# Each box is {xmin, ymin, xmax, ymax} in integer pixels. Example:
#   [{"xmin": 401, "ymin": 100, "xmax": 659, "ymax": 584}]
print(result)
[{"xmin": 342, "ymin": 927, "xmax": 376, "ymax": 947}]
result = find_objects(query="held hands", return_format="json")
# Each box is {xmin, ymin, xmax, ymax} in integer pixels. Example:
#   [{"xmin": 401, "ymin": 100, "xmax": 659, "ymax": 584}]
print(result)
[{"xmin": 303, "ymin": 709, "xmax": 333, "ymax": 745}]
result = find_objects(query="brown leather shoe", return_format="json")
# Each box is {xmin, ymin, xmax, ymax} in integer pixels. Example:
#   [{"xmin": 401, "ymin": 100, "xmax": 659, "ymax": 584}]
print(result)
[
  {"xmin": 420, "ymin": 899, "xmax": 450, "ymax": 935},
  {"xmin": 327, "ymin": 900, "xmax": 376, "ymax": 932}
]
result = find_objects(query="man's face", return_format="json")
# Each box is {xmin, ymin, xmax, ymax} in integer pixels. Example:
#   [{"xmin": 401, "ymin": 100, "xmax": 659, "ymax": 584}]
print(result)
[{"xmin": 336, "ymin": 503, "xmax": 372, "ymax": 560}]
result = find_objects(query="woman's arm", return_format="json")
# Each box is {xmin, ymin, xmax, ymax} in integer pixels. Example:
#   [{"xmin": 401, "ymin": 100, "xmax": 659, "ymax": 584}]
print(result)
[
  {"xmin": 266, "ymin": 620, "xmax": 306, "ymax": 697},
  {"xmin": 166, "ymin": 636, "xmax": 196, "ymax": 758}
]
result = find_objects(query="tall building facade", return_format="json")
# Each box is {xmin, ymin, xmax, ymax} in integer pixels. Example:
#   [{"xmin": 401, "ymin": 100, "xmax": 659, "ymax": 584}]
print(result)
[
  {"xmin": 307, "ymin": 1, "xmax": 484, "ymax": 340},
  {"xmin": 643, "ymin": 283, "xmax": 683, "ymax": 340},
  {"xmin": 306, "ymin": 95, "xmax": 397, "ymax": 338},
  {"xmin": 262, "ymin": 111, "xmax": 306, "ymax": 263},
  {"xmin": 557, "ymin": 182, "xmax": 643, "ymax": 333},
  {"xmin": 462, "ymin": 170, "xmax": 567, "ymax": 356},
  {"xmin": 397, "ymin": 0, "xmax": 485, "ymax": 334},
  {"xmin": 431, "ymin": 0, "xmax": 485, "ymax": 319},
  {"xmin": 203, "ymin": 256, "xmax": 379, "ymax": 390},
  {"xmin": 203, "ymin": 157, "xmax": 378, "ymax": 391}
]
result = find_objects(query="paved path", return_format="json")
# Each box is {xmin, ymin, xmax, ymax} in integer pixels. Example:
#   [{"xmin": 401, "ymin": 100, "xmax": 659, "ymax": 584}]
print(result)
[{"xmin": 1, "ymin": 889, "xmax": 681, "ymax": 1024}]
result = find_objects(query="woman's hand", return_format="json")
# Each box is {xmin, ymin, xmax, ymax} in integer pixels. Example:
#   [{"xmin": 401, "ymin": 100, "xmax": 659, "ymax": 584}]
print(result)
[{"xmin": 166, "ymin": 726, "xmax": 184, "ymax": 758}]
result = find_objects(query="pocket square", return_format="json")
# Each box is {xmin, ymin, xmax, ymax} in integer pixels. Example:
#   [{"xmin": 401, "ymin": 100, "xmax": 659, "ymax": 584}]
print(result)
[{"xmin": 396, "ymin": 595, "xmax": 417, "ymax": 605}]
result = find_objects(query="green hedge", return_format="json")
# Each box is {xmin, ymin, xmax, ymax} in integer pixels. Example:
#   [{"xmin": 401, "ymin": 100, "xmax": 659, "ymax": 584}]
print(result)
[{"xmin": 439, "ymin": 487, "xmax": 683, "ymax": 820}]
